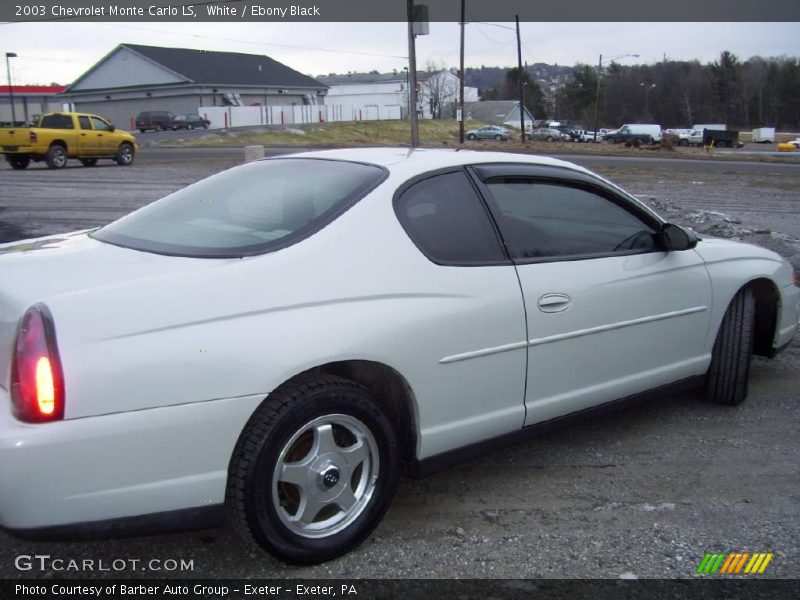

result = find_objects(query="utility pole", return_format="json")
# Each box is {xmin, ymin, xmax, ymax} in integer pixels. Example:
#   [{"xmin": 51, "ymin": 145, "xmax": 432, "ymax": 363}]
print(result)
[
  {"xmin": 515, "ymin": 16, "xmax": 525, "ymax": 141},
  {"xmin": 458, "ymin": 0, "xmax": 465, "ymax": 143},
  {"xmin": 592, "ymin": 54, "xmax": 602, "ymax": 142},
  {"xmin": 406, "ymin": 0, "xmax": 419, "ymax": 147}
]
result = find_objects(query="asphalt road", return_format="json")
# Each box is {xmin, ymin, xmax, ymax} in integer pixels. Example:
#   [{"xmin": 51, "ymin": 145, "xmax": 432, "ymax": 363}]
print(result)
[{"xmin": 0, "ymin": 146, "xmax": 799, "ymax": 580}]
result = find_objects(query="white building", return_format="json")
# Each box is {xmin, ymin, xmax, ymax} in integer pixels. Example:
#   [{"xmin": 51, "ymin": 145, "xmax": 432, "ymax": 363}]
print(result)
[{"xmin": 318, "ymin": 71, "xmax": 478, "ymax": 120}]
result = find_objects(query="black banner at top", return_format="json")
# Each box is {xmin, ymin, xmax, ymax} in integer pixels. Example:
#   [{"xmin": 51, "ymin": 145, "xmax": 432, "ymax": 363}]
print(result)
[{"xmin": 2, "ymin": 0, "xmax": 799, "ymax": 22}]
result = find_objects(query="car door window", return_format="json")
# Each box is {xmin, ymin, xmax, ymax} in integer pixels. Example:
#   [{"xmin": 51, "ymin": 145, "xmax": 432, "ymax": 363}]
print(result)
[
  {"xmin": 482, "ymin": 180, "xmax": 658, "ymax": 260},
  {"xmin": 91, "ymin": 117, "xmax": 112, "ymax": 131},
  {"xmin": 78, "ymin": 116, "xmax": 91, "ymax": 130},
  {"xmin": 395, "ymin": 171, "xmax": 507, "ymax": 265}
]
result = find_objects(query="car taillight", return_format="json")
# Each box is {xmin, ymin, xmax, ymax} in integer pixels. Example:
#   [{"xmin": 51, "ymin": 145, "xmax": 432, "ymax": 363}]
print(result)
[
  {"xmin": 11, "ymin": 305, "xmax": 65, "ymax": 422},
  {"xmin": 30, "ymin": 131, "xmax": 38, "ymax": 144}
]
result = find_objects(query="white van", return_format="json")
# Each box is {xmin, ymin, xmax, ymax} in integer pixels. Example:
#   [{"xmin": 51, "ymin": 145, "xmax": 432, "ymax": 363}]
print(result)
[{"xmin": 606, "ymin": 124, "xmax": 662, "ymax": 144}]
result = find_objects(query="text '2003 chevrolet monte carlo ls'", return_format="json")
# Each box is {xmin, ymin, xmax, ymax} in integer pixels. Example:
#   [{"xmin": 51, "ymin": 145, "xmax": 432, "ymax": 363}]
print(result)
[{"xmin": 0, "ymin": 148, "xmax": 798, "ymax": 564}]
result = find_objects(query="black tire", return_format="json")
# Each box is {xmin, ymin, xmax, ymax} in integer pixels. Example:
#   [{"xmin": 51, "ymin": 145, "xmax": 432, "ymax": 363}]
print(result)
[
  {"xmin": 495, "ymin": 134, "xmax": 502, "ymax": 141},
  {"xmin": 467, "ymin": 134, "xmax": 476, "ymax": 140},
  {"xmin": 705, "ymin": 288, "xmax": 756, "ymax": 406},
  {"xmin": 79, "ymin": 158, "xmax": 98, "ymax": 167},
  {"xmin": 46, "ymin": 144, "xmax": 67, "ymax": 169},
  {"xmin": 139, "ymin": 128, "xmax": 146, "ymax": 134},
  {"xmin": 226, "ymin": 375, "xmax": 400, "ymax": 564},
  {"xmin": 546, "ymin": 136, "xmax": 554, "ymax": 142},
  {"xmin": 680, "ymin": 139, "xmax": 689, "ymax": 147},
  {"xmin": 7, "ymin": 155, "xmax": 30, "ymax": 170},
  {"xmin": 186, "ymin": 123, "xmax": 194, "ymax": 130},
  {"xmin": 115, "ymin": 143, "xmax": 135, "ymax": 166},
  {"xmin": 607, "ymin": 137, "xmax": 617, "ymax": 144}
]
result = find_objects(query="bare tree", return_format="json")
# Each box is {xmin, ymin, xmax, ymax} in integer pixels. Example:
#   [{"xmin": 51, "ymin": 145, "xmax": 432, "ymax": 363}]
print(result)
[{"xmin": 421, "ymin": 60, "xmax": 458, "ymax": 119}]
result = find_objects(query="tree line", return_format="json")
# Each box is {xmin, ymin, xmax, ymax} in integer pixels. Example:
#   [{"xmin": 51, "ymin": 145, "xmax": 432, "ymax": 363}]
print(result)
[{"xmin": 467, "ymin": 53, "xmax": 800, "ymax": 130}]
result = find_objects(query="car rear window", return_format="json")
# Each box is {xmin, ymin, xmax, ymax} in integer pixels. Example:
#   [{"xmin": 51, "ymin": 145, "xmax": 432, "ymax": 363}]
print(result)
[
  {"xmin": 92, "ymin": 158, "xmax": 387, "ymax": 258},
  {"xmin": 39, "ymin": 114, "xmax": 74, "ymax": 129}
]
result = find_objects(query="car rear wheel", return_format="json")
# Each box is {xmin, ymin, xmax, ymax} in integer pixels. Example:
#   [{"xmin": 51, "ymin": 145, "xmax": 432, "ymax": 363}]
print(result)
[
  {"xmin": 115, "ymin": 143, "xmax": 135, "ymax": 166},
  {"xmin": 226, "ymin": 375, "xmax": 400, "ymax": 564},
  {"xmin": 680, "ymin": 139, "xmax": 689, "ymax": 147},
  {"xmin": 495, "ymin": 134, "xmax": 503, "ymax": 141},
  {"xmin": 7, "ymin": 156, "xmax": 30, "ymax": 170},
  {"xmin": 546, "ymin": 136, "xmax": 554, "ymax": 142},
  {"xmin": 79, "ymin": 158, "xmax": 98, "ymax": 167},
  {"xmin": 705, "ymin": 288, "xmax": 756, "ymax": 406},
  {"xmin": 46, "ymin": 144, "xmax": 67, "ymax": 169},
  {"xmin": 467, "ymin": 134, "xmax": 477, "ymax": 140},
  {"xmin": 186, "ymin": 123, "xmax": 194, "ymax": 130}
]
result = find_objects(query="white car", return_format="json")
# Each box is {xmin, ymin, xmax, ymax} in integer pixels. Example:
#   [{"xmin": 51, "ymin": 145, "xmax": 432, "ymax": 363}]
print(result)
[{"xmin": 1, "ymin": 148, "xmax": 798, "ymax": 565}]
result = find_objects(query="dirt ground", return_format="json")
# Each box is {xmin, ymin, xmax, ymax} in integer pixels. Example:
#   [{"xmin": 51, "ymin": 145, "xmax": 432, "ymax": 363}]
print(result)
[{"xmin": 0, "ymin": 147, "xmax": 798, "ymax": 580}]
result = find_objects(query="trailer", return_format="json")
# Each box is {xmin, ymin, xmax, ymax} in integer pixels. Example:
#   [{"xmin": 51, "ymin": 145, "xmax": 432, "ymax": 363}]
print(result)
[{"xmin": 751, "ymin": 127, "xmax": 776, "ymax": 143}]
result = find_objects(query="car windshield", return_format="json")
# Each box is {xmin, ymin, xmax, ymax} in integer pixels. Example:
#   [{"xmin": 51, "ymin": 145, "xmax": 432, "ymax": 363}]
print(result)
[{"xmin": 92, "ymin": 158, "xmax": 386, "ymax": 258}]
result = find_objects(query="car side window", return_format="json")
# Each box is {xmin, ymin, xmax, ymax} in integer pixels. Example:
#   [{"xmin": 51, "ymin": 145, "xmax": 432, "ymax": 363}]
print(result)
[
  {"xmin": 91, "ymin": 117, "xmax": 112, "ymax": 131},
  {"xmin": 78, "ymin": 116, "xmax": 91, "ymax": 130},
  {"xmin": 395, "ymin": 171, "xmax": 507, "ymax": 265},
  {"xmin": 482, "ymin": 179, "xmax": 658, "ymax": 260}
]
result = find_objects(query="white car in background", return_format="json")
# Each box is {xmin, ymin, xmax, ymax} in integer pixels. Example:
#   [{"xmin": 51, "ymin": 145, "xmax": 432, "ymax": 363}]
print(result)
[{"xmin": 1, "ymin": 148, "xmax": 798, "ymax": 564}]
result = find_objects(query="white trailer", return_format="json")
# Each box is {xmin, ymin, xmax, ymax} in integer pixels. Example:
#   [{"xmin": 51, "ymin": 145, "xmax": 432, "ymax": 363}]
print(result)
[
  {"xmin": 692, "ymin": 123, "xmax": 726, "ymax": 131},
  {"xmin": 751, "ymin": 127, "xmax": 776, "ymax": 143}
]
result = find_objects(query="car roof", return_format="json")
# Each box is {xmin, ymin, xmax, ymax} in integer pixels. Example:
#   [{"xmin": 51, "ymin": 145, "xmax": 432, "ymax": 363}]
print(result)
[{"xmin": 279, "ymin": 147, "xmax": 591, "ymax": 179}]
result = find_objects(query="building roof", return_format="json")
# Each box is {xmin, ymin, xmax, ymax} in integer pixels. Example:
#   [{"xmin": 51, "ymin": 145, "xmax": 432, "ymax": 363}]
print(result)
[
  {"xmin": 66, "ymin": 44, "xmax": 326, "ymax": 92},
  {"xmin": 463, "ymin": 100, "xmax": 532, "ymax": 125},
  {"xmin": 317, "ymin": 73, "xmax": 409, "ymax": 86}
]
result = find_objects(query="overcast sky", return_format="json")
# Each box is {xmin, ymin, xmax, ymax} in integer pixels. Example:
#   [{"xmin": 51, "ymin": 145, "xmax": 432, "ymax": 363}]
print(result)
[{"xmin": 2, "ymin": 21, "xmax": 798, "ymax": 86}]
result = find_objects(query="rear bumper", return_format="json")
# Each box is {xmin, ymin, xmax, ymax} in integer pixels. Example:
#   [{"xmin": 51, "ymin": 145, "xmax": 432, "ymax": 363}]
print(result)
[
  {"xmin": 2, "ymin": 146, "xmax": 35, "ymax": 155},
  {"xmin": 0, "ymin": 386, "xmax": 262, "ymax": 530}
]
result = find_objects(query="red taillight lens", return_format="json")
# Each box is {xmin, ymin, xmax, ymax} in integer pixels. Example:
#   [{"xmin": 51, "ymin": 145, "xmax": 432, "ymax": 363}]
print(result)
[
  {"xmin": 30, "ymin": 131, "xmax": 38, "ymax": 144},
  {"xmin": 11, "ymin": 306, "xmax": 65, "ymax": 422}
]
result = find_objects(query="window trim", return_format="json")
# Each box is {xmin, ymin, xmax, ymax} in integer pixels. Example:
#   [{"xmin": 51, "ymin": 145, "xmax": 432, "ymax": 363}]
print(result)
[
  {"xmin": 466, "ymin": 163, "xmax": 666, "ymax": 266},
  {"xmin": 392, "ymin": 166, "xmax": 512, "ymax": 267},
  {"xmin": 91, "ymin": 157, "xmax": 389, "ymax": 259}
]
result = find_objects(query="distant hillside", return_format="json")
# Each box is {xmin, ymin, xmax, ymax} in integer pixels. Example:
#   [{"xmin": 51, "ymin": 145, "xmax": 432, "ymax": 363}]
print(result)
[{"xmin": 465, "ymin": 63, "xmax": 574, "ymax": 94}]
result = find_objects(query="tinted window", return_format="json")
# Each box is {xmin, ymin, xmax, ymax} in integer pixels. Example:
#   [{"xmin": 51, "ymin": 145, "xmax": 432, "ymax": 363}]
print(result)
[
  {"xmin": 40, "ymin": 114, "xmax": 74, "ymax": 129},
  {"xmin": 483, "ymin": 180, "xmax": 657, "ymax": 260},
  {"xmin": 78, "ymin": 116, "xmax": 91, "ymax": 130},
  {"xmin": 395, "ymin": 171, "xmax": 506, "ymax": 265},
  {"xmin": 92, "ymin": 159, "xmax": 386, "ymax": 258}
]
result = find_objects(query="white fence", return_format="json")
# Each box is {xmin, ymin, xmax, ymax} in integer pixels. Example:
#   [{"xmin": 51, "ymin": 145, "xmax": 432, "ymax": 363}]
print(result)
[{"xmin": 199, "ymin": 104, "xmax": 402, "ymax": 129}]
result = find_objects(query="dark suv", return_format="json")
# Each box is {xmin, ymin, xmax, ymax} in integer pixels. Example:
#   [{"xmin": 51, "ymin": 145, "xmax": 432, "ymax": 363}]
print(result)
[{"xmin": 135, "ymin": 111, "xmax": 177, "ymax": 133}]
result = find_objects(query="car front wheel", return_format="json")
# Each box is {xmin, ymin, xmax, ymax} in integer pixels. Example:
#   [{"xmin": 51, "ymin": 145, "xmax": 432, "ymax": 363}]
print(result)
[
  {"xmin": 705, "ymin": 288, "xmax": 755, "ymax": 406},
  {"xmin": 115, "ymin": 143, "xmax": 135, "ymax": 166},
  {"xmin": 226, "ymin": 375, "xmax": 400, "ymax": 564}
]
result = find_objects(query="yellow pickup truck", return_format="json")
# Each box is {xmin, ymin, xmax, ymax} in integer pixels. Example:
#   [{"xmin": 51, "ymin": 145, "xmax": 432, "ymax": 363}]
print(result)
[{"xmin": 0, "ymin": 112, "xmax": 138, "ymax": 170}]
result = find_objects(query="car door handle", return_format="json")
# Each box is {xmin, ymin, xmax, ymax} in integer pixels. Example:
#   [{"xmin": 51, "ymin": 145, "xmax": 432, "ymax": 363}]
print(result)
[
  {"xmin": 537, "ymin": 293, "xmax": 572, "ymax": 313},
  {"xmin": 80, "ymin": 133, "xmax": 86, "ymax": 136}
]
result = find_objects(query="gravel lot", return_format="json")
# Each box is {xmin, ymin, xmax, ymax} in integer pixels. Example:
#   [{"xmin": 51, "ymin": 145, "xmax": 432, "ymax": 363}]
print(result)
[{"xmin": 0, "ymin": 148, "xmax": 798, "ymax": 580}]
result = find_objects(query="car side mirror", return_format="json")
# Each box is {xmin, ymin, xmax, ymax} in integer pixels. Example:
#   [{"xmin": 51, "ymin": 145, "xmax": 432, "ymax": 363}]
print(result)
[
  {"xmin": 658, "ymin": 223, "xmax": 698, "ymax": 251},
  {"xmin": 109, "ymin": 125, "xmax": 116, "ymax": 132}
]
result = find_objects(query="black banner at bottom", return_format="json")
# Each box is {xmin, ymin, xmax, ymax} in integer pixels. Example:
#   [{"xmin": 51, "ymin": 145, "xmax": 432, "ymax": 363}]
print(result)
[{"xmin": 3, "ymin": 579, "xmax": 800, "ymax": 600}]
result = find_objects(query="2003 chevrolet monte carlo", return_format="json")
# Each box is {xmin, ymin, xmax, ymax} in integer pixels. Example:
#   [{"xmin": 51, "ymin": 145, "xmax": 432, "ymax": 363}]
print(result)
[{"xmin": 1, "ymin": 148, "xmax": 798, "ymax": 564}]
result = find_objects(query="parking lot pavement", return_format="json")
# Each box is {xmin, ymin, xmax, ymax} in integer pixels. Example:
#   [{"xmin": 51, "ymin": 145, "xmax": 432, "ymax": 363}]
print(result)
[{"xmin": 0, "ymin": 147, "xmax": 798, "ymax": 579}]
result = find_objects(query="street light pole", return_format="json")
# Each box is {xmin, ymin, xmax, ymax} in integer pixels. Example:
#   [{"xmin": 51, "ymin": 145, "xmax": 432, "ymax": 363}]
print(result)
[
  {"xmin": 641, "ymin": 83, "xmax": 656, "ymax": 120},
  {"xmin": 592, "ymin": 53, "xmax": 639, "ymax": 142},
  {"xmin": 5, "ymin": 52, "xmax": 17, "ymax": 126}
]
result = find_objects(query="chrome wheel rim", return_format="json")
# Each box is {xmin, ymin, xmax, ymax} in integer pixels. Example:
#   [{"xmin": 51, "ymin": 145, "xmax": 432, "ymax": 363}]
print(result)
[
  {"xmin": 272, "ymin": 414, "xmax": 379, "ymax": 539},
  {"xmin": 120, "ymin": 146, "xmax": 133, "ymax": 164},
  {"xmin": 53, "ymin": 148, "xmax": 66, "ymax": 167}
]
